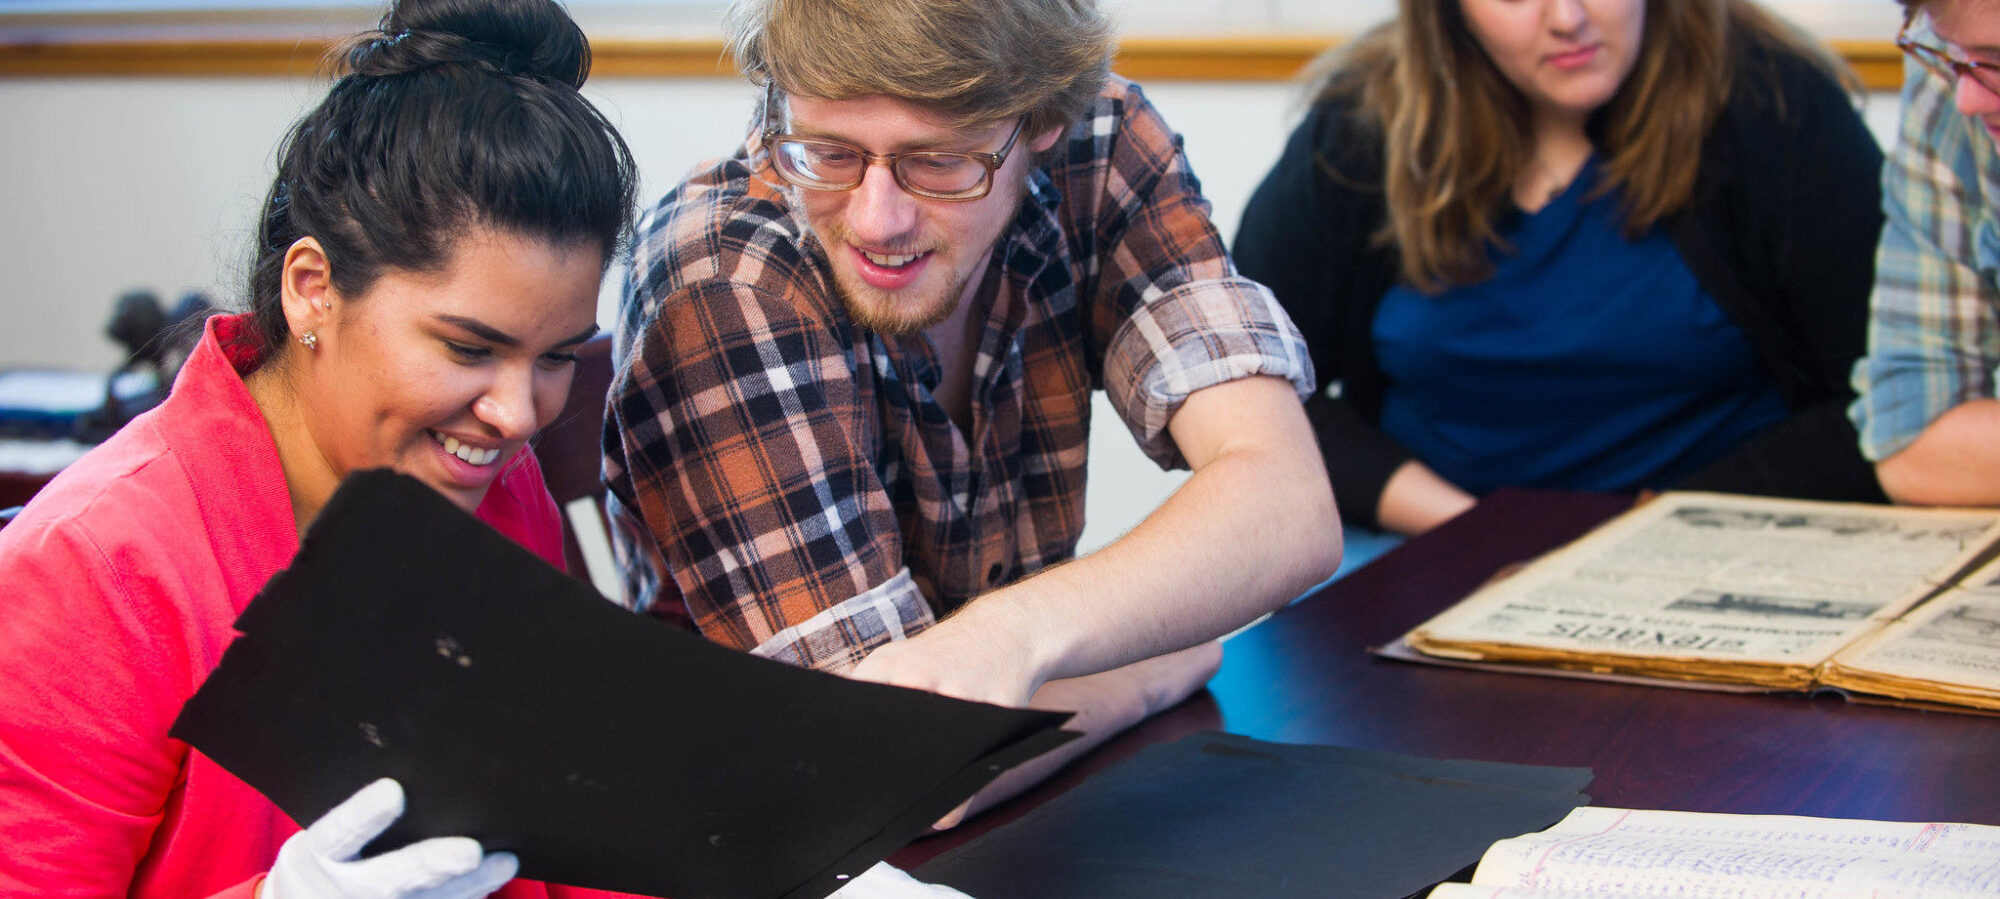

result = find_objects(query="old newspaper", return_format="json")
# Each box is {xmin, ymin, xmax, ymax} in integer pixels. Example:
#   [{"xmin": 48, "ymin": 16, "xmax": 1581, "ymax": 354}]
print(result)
[
  {"xmin": 1820, "ymin": 553, "xmax": 2000, "ymax": 708},
  {"xmin": 1404, "ymin": 493, "xmax": 2000, "ymax": 693}
]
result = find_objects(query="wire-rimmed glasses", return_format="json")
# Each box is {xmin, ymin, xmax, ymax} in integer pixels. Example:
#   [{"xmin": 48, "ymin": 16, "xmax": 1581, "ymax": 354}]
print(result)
[{"xmin": 760, "ymin": 82, "xmax": 1025, "ymax": 202}]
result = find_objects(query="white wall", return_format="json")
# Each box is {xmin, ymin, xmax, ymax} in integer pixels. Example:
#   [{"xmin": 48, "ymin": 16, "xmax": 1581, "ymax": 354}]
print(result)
[
  {"xmin": 0, "ymin": 75, "xmax": 1311, "ymax": 370},
  {"xmin": 0, "ymin": 1, "xmax": 1903, "ymax": 41}
]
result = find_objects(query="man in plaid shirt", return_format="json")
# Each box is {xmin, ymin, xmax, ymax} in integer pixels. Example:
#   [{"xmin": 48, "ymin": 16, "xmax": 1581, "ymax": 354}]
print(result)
[
  {"xmin": 605, "ymin": 0, "xmax": 1340, "ymax": 817},
  {"xmin": 1853, "ymin": 0, "xmax": 2000, "ymax": 505}
]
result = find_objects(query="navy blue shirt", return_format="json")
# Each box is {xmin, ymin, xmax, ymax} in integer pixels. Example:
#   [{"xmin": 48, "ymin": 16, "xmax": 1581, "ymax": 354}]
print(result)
[{"xmin": 1373, "ymin": 160, "xmax": 1789, "ymax": 494}]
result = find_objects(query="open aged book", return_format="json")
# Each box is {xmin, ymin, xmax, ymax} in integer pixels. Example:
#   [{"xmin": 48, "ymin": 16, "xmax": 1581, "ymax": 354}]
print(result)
[
  {"xmin": 1400, "ymin": 492, "xmax": 2000, "ymax": 711},
  {"xmin": 1426, "ymin": 806, "xmax": 2000, "ymax": 898}
]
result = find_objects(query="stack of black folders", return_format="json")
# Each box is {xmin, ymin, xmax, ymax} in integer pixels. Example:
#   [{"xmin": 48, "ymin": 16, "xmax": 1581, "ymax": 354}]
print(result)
[
  {"xmin": 915, "ymin": 732, "xmax": 1594, "ymax": 899},
  {"xmin": 171, "ymin": 470, "xmax": 1077, "ymax": 899}
]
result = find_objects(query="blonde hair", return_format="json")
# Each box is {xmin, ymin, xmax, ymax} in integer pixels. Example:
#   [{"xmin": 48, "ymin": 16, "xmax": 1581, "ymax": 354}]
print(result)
[
  {"xmin": 724, "ymin": 0, "xmax": 1112, "ymax": 137},
  {"xmin": 1318, "ymin": 0, "xmax": 1850, "ymax": 293}
]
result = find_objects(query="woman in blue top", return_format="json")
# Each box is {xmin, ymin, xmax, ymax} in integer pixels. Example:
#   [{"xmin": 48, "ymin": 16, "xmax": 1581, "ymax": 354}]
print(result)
[{"xmin": 1235, "ymin": 0, "xmax": 1888, "ymax": 539}]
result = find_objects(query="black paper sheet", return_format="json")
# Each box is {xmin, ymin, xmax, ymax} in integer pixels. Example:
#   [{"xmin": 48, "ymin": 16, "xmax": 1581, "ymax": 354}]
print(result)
[
  {"xmin": 171, "ymin": 470, "xmax": 1077, "ymax": 899},
  {"xmin": 915, "ymin": 732, "xmax": 1592, "ymax": 899}
]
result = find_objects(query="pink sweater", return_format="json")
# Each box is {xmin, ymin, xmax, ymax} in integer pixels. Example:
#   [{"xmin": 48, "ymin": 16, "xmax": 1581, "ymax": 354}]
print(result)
[{"xmin": 0, "ymin": 315, "xmax": 629, "ymax": 898}]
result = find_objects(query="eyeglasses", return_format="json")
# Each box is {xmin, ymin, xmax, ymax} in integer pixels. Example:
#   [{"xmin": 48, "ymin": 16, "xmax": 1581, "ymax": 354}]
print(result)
[
  {"xmin": 1898, "ymin": 7, "xmax": 2000, "ymax": 96},
  {"xmin": 760, "ymin": 82, "xmax": 1025, "ymax": 202}
]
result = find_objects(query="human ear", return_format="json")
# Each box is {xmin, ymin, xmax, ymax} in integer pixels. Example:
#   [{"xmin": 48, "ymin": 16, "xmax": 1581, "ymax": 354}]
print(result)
[
  {"xmin": 279, "ymin": 236, "xmax": 335, "ymax": 342},
  {"xmin": 1029, "ymin": 125, "xmax": 1065, "ymax": 154}
]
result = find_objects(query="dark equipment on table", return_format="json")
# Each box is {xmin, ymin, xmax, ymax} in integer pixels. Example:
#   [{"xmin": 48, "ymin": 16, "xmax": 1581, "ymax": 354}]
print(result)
[{"xmin": 73, "ymin": 289, "xmax": 212, "ymax": 442}]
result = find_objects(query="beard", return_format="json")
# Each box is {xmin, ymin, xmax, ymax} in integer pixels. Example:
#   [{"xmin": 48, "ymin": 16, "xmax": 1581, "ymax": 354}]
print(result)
[
  {"xmin": 789, "ymin": 169, "xmax": 1025, "ymax": 337},
  {"xmin": 805, "ymin": 219, "xmax": 969, "ymax": 337},
  {"xmin": 831, "ymin": 267, "xmax": 970, "ymax": 336}
]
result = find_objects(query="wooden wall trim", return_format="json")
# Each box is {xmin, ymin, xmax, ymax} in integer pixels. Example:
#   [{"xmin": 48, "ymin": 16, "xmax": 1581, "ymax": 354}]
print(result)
[
  {"xmin": 1828, "ymin": 39, "xmax": 1904, "ymax": 93},
  {"xmin": 0, "ymin": 34, "xmax": 1907, "ymax": 91}
]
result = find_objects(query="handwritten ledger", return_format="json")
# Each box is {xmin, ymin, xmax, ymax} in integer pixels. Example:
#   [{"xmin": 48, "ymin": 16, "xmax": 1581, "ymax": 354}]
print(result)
[{"xmin": 1428, "ymin": 806, "xmax": 2000, "ymax": 898}]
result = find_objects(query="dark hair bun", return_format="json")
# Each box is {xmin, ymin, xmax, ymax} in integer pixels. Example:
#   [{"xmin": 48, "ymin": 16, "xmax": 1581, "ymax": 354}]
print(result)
[
  {"xmin": 243, "ymin": 0, "xmax": 633, "ymax": 359},
  {"xmin": 345, "ymin": 0, "xmax": 590, "ymax": 88}
]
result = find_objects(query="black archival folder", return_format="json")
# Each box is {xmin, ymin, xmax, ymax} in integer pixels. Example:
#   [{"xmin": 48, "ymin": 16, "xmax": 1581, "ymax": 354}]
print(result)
[
  {"xmin": 916, "ymin": 732, "xmax": 1593, "ymax": 899},
  {"xmin": 172, "ymin": 469, "xmax": 1076, "ymax": 899}
]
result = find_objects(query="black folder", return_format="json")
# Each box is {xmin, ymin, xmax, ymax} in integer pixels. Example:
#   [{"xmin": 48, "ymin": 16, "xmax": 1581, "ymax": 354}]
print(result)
[
  {"xmin": 915, "ymin": 732, "xmax": 1592, "ymax": 899},
  {"xmin": 171, "ymin": 470, "xmax": 1075, "ymax": 899}
]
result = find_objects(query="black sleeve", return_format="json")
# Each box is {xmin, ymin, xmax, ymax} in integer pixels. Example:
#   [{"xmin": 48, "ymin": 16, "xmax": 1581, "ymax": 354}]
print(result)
[
  {"xmin": 1677, "ymin": 44, "xmax": 1887, "ymax": 503},
  {"xmin": 1301, "ymin": 393, "xmax": 1418, "ymax": 530},
  {"xmin": 1767, "ymin": 48, "xmax": 1886, "ymax": 405},
  {"xmin": 1234, "ymin": 101, "xmax": 1351, "ymax": 387},
  {"xmin": 1234, "ymin": 101, "xmax": 1414, "ymax": 529},
  {"xmin": 1675, "ymin": 400, "xmax": 1884, "ymax": 501}
]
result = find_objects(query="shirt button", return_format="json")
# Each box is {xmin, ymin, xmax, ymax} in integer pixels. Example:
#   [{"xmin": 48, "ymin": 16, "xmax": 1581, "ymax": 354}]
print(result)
[{"xmin": 986, "ymin": 562, "xmax": 1006, "ymax": 585}]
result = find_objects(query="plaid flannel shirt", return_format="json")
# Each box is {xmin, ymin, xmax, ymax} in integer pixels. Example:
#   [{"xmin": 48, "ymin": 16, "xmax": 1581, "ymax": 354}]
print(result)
[
  {"xmin": 1851, "ymin": 54, "xmax": 2000, "ymax": 460},
  {"xmin": 604, "ymin": 77, "xmax": 1312, "ymax": 672}
]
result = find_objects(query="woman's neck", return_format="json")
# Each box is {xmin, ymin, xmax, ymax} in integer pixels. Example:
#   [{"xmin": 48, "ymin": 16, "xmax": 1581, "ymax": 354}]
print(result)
[
  {"xmin": 1515, "ymin": 117, "xmax": 1595, "ymax": 213},
  {"xmin": 242, "ymin": 358, "xmax": 333, "ymax": 536}
]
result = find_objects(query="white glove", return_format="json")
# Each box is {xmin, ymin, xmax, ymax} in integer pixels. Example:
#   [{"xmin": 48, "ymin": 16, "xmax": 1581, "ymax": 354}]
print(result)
[
  {"xmin": 829, "ymin": 862, "xmax": 975, "ymax": 898},
  {"xmin": 264, "ymin": 778, "xmax": 519, "ymax": 899}
]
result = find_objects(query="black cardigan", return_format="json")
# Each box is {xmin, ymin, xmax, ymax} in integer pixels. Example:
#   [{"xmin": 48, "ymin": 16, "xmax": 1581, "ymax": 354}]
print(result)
[{"xmin": 1234, "ymin": 34, "xmax": 1889, "ymax": 529}]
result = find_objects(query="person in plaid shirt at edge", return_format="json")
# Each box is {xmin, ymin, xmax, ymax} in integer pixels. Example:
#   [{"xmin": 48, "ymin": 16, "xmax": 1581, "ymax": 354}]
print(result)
[
  {"xmin": 604, "ymin": 0, "xmax": 1342, "ymax": 822},
  {"xmin": 1853, "ymin": 0, "xmax": 2000, "ymax": 505}
]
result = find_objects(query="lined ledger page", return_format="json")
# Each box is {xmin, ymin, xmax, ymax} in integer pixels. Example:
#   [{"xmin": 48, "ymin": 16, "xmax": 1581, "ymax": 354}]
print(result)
[{"xmin": 1430, "ymin": 806, "xmax": 2000, "ymax": 898}]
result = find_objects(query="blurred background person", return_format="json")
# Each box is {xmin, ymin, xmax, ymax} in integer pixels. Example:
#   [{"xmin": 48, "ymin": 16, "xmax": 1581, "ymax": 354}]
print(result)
[
  {"xmin": 1235, "ymin": 0, "xmax": 1888, "ymax": 556},
  {"xmin": 1851, "ymin": 0, "xmax": 2000, "ymax": 507}
]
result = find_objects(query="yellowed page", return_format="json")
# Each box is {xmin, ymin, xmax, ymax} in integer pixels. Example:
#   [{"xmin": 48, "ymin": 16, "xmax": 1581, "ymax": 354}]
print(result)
[
  {"xmin": 1823, "ymin": 553, "xmax": 2000, "ymax": 707},
  {"xmin": 1408, "ymin": 493, "xmax": 2000, "ymax": 684}
]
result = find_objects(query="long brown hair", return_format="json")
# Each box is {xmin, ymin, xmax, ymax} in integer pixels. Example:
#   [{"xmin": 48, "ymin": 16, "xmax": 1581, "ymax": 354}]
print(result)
[{"xmin": 1316, "ymin": 0, "xmax": 1848, "ymax": 293}]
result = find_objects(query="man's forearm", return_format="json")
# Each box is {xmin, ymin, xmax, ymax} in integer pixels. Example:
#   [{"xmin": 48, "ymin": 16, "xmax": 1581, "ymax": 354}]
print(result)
[
  {"xmin": 848, "ymin": 377, "xmax": 1338, "ymax": 708},
  {"xmin": 1876, "ymin": 399, "xmax": 2000, "ymax": 506},
  {"xmin": 958, "ymin": 376, "xmax": 1341, "ymax": 685}
]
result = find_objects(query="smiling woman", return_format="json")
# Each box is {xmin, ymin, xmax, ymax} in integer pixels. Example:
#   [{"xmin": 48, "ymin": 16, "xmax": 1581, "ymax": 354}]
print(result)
[
  {"xmin": 243, "ymin": 229, "xmax": 606, "ymax": 524},
  {"xmin": 0, "ymin": 0, "xmax": 641, "ymax": 896},
  {"xmin": 228, "ymin": 0, "xmax": 637, "ymax": 527}
]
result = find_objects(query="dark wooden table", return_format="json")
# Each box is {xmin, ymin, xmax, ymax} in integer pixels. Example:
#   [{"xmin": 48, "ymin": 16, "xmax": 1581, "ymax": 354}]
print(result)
[{"xmin": 894, "ymin": 487, "xmax": 2000, "ymax": 867}]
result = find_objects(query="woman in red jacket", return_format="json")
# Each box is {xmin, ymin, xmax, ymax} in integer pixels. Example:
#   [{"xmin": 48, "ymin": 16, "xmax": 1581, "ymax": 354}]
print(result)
[{"xmin": 0, "ymin": 0, "xmax": 637, "ymax": 894}]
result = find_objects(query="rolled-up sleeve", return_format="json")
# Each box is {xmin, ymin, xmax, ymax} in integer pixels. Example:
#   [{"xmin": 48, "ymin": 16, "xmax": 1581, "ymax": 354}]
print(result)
[{"xmin": 1084, "ymin": 83, "xmax": 1314, "ymax": 469}]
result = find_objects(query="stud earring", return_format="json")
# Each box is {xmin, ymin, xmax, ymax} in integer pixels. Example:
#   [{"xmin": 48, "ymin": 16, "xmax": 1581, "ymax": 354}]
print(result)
[{"xmin": 297, "ymin": 330, "xmax": 319, "ymax": 351}]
